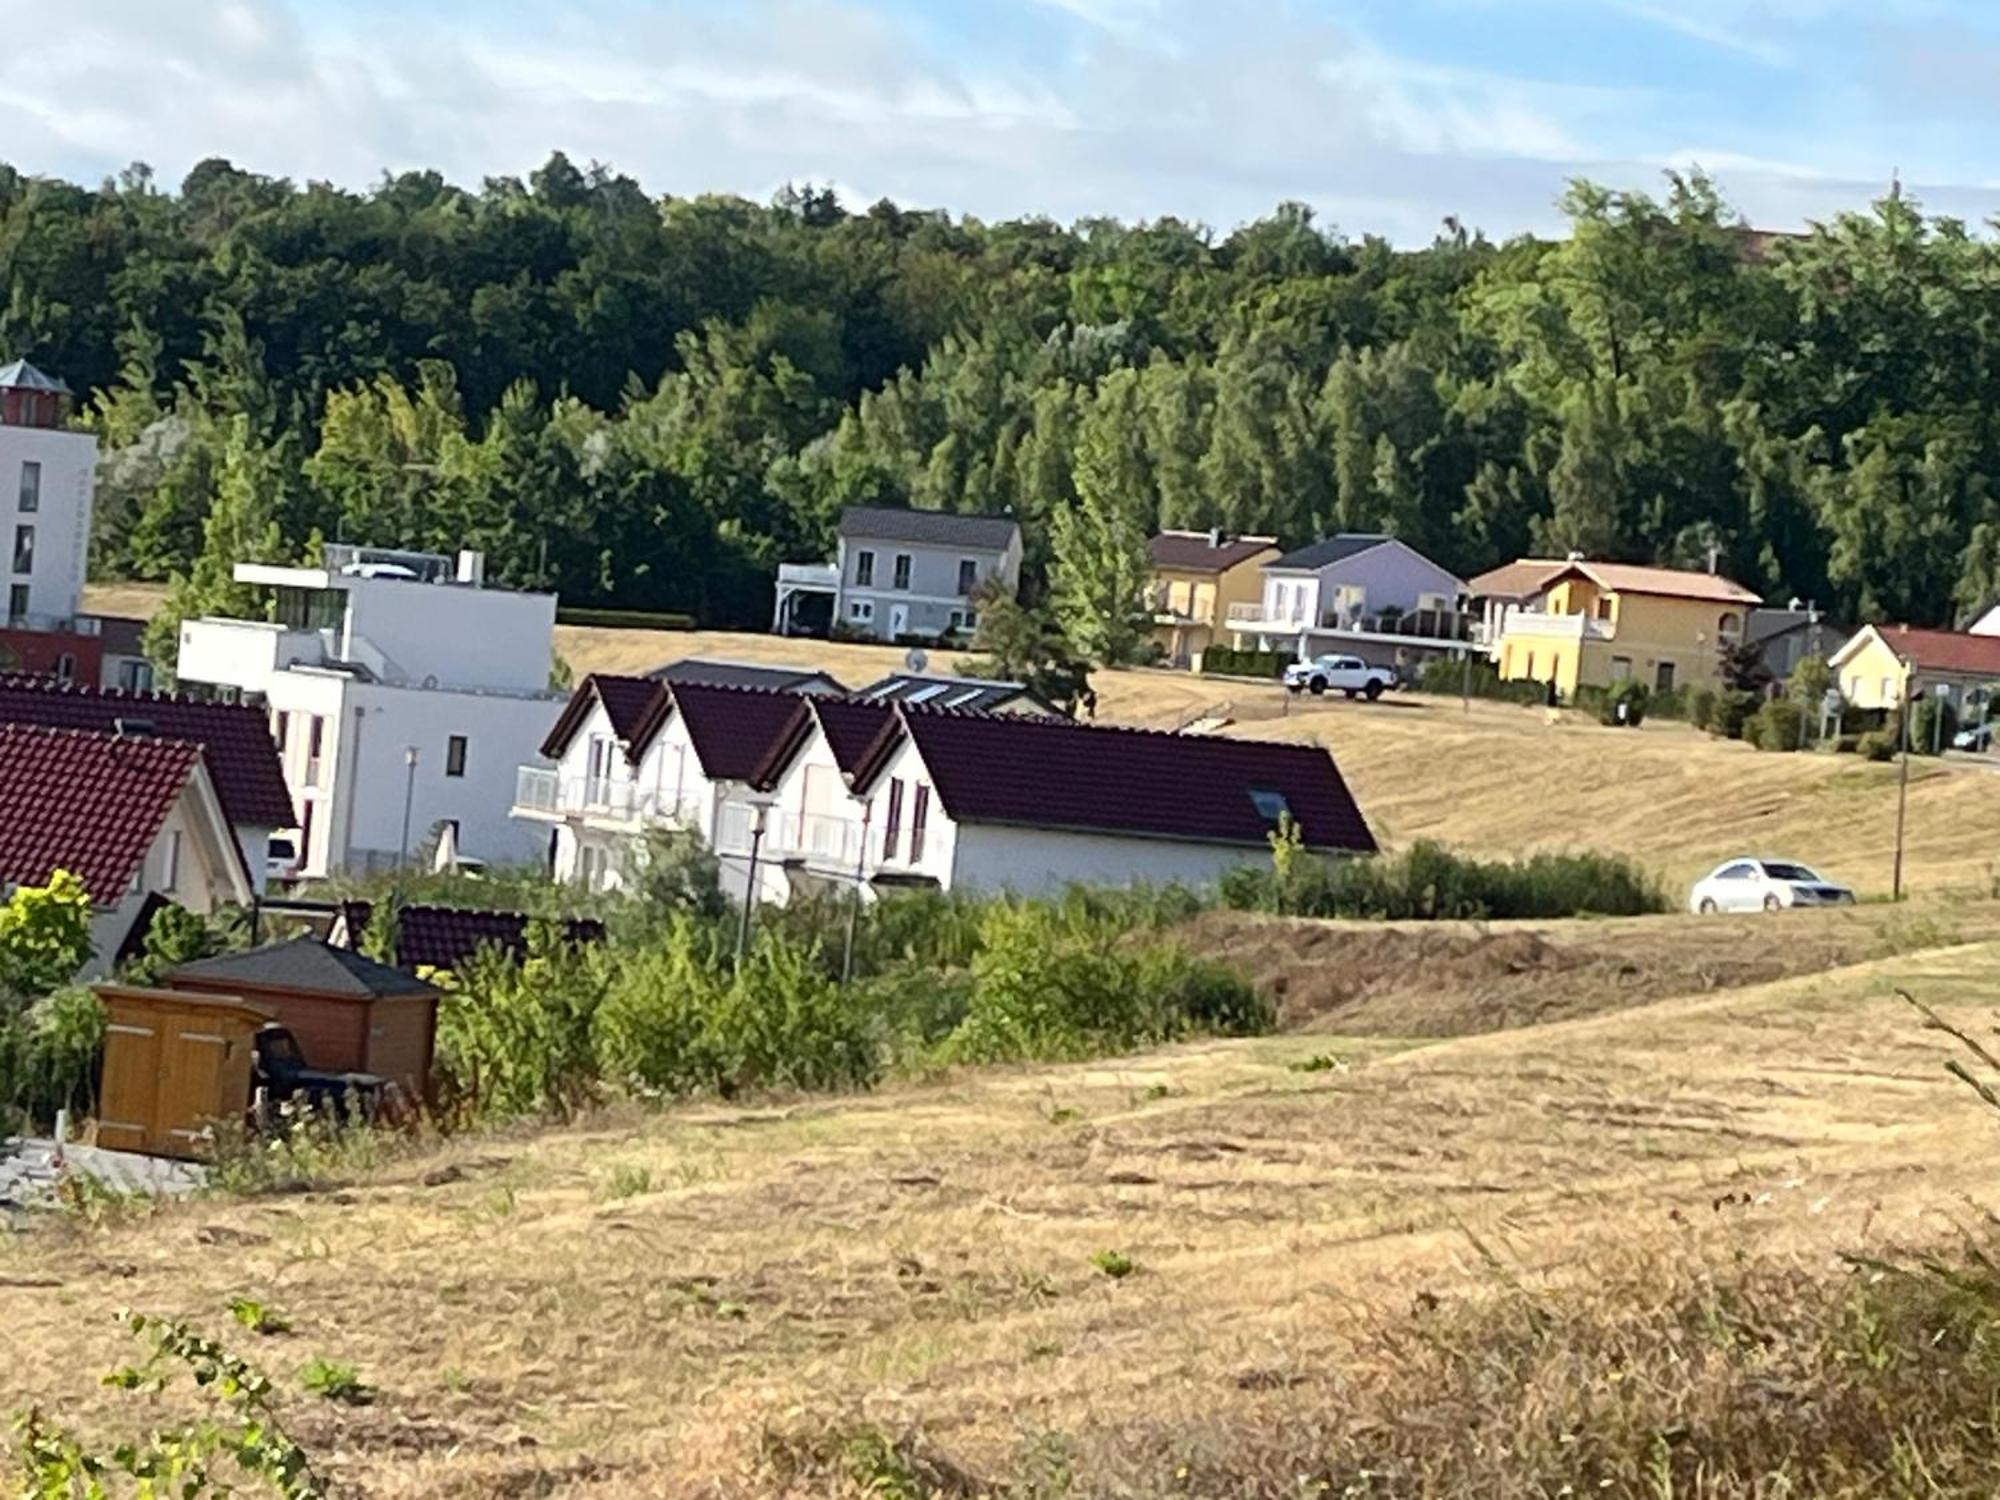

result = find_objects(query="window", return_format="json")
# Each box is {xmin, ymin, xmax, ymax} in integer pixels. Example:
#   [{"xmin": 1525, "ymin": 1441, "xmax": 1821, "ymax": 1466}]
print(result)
[
  {"xmin": 848, "ymin": 599, "xmax": 875, "ymax": 622},
  {"xmin": 892, "ymin": 553, "xmax": 912, "ymax": 591},
  {"xmin": 854, "ymin": 549, "xmax": 875, "ymax": 587},
  {"xmin": 164, "ymin": 829, "xmax": 183, "ymax": 892},
  {"xmin": 948, "ymin": 608, "xmax": 970, "ymax": 632},
  {"xmin": 118, "ymin": 659, "xmax": 154, "ymax": 693},
  {"xmin": 7, "ymin": 584, "xmax": 26, "ymax": 623},
  {"xmin": 1610, "ymin": 656, "xmax": 1632, "ymax": 681},
  {"xmin": 956, "ymin": 558, "xmax": 978, "ymax": 596},
  {"xmin": 910, "ymin": 784, "xmax": 931, "ymax": 862},
  {"xmin": 1654, "ymin": 661, "xmax": 1676, "ymax": 693},
  {"xmin": 446, "ymin": 734, "xmax": 468, "ymax": 777},
  {"xmin": 305, "ymin": 715, "xmax": 325, "ymax": 784},
  {"xmin": 1717, "ymin": 862, "xmax": 1756, "ymax": 881},
  {"xmin": 273, "ymin": 710, "xmax": 289, "ymax": 753},
  {"xmin": 1595, "ymin": 596, "xmax": 1614, "ymax": 622},
  {"xmin": 299, "ymin": 800, "xmax": 315, "ymax": 868},
  {"xmin": 17, "ymin": 461, "xmax": 39, "ymax": 513},
  {"xmin": 1248, "ymin": 788, "xmax": 1291, "ymax": 825},
  {"xmin": 882, "ymin": 778, "xmax": 905, "ymax": 860},
  {"xmin": 11, "ymin": 524, "xmax": 32, "ymax": 575}
]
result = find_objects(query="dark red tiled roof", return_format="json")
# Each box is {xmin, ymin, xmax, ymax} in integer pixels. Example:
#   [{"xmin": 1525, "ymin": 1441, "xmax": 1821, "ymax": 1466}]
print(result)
[
  {"xmin": 539, "ymin": 674, "xmax": 665, "ymax": 763},
  {"xmin": 0, "ymin": 724, "xmax": 204, "ymax": 902},
  {"xmin": 667, "ymin": 683, "xmax": 811, "ymax": 783},
  {"xmin": 338, "ymin": 902, "xmax": 606, "ymax": 971},
  {"xmin": 809, "ymin": 697, "xmax": 899, "ymax": 777},
  {"xmin": 0, "ymin": 676, "xmax": 293, "ymax": 828},
  {"xmin": 866, "ymin": 711, "xmax": 1376, "ymax": 854},
  {"xmin": 1872, "ymin": 624, "xmax": 2000, "ymax": 678}
]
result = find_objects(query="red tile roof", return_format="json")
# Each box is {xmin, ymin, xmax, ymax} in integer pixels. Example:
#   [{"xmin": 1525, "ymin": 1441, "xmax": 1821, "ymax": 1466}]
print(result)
[
  {"xmin": 1869, "ymin": 625, "xmax": 2000, "ymax": 678},
  {"xmin": 1468, "ymin": 558, "xmax": 1760, "ymax": 606},
  {"xmin": 0, "ymin": 724, "xmax": 204, "ymax": 902},
  {"xmin": 861, "ymin": 710, "xmax": 1376, "ymax": 854},
  {"xmin": 540, "ymin": 674, "xmax": 664, "ymax": 763},
  {"xmin": 0, "ymin": 676, "xmax": 294, "ymax": 828},
  {"xmin": 337, "ymin": 902, "xmax": 606, "ymax": 971}
]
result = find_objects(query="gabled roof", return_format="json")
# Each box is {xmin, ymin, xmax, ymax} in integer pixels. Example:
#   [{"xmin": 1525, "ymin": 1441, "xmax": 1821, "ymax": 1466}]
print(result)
[
  {"xmin": 539, "ymin": 674, "xmax": 662, "ymax": 763},
  {"xmin": 0, "ymin": 676, "xmax": 294, "ymax": 829},
  {"xmin": 666, "ymin": 682, "xmax": 812, "ymax": 783},
  {"xmin": 1556, "ymin": 561, "xmax": 1761, "ymax": 606},
  {"xmin": 649, "ymin": 657, "xmax": 847, "ymax": 695},
  {"xmin": 171, "ymin": 936, "xmax": 438, "ymax": 999},
  {"xmin": 804, "ymin": 696, "xmax": 901, "ymax": 779},
  {"xmin": 1148, "ymin": 531, "xmax": 1281, "ymax": 573},
  {"xmin": 857, "ymin": 673, "xmax": 1054, "ymax": 715},
  {"xmin": 0, "ymin": 724, "xmax": 204, "ymax": 903},
  {"xmin": 857, "ymin": 710, "xmax": 1376, "ymax": 854},
  {"xmin": 1467, "ymin": 559, "xmax": 1567, "ymax": 600},
  {"xmin": 1835, "ymin": 624, "xmax": 2000, "ymax": 678},
  {"xmin": 1266, "ymin": 534, "xmax": 1392, "ymax": 572},
  {"xmin": 837, "ymin": 505, "xmax": 1020, "ymax": 552},
  {"xmin": 336, "ymin": 902, "xmax": 605, "ymax": 971},
  {"xmin": 0, "ymin": 359, "xmax": 70, "ymax": 395},
  {"xmin": 1744, "ymin": 608, "xmax": 1850, "ymax": 649}
]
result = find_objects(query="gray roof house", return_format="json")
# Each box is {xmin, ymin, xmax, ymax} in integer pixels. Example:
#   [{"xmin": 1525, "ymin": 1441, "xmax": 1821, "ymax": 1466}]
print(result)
[
  {"xmin": 773, "ymin": 506, "xmax": 1024, "ymax": 644},
  {"xmin": 1229, "ymin": 533, "xmax": 1472, "ymax": 669},
  {"xmin": 648, "ymin": 657, "xmax": 847, "ymax": 695},
  {"xmin": 857, "ymin": 672, "xmax": 1059, "ymax": 716}
]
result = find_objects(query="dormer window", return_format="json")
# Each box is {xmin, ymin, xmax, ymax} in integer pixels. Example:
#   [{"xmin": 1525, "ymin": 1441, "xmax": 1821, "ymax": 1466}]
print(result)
[{"xmin": 1248, "ymin": 788, "xmax": 1291, "ymax": 826}]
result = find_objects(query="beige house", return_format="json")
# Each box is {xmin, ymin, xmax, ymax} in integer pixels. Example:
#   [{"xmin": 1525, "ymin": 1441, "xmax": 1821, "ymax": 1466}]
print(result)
[{"xmin": 1146, "ymin": 530, "xmax": 1279, "ymax": 668}]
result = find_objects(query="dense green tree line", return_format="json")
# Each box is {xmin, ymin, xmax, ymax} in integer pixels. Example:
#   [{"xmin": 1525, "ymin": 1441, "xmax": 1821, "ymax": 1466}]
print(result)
[{"xmin": 2, "ymin": 154, "xmax": 1994, "ymax": 654}]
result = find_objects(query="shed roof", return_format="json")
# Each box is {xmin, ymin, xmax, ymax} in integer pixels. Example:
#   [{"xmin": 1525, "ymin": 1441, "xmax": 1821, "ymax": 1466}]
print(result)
[
  {"xmin": 857, "ymin": 710, "xmax": 1376, "ymax": 854},
  {"xmin": 837, "ymin": 505, "xmax": 1020, "ymax": 551},
  {"xmin": 171, "ymin": 937, "xmax": 438, "ymax": 999},
  {"xmin": 0, "ymin": 676, "xmax": 294, "ymax": 829},
  {"xmin": 0, "ymin": 724, "xmax": 204, "ymax": 903}
]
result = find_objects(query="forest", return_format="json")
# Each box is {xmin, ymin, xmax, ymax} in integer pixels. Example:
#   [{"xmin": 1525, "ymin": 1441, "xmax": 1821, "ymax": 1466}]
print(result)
[{"xmin": 2, "ymin": 152, "xmax": 1995, "ymax": 654}]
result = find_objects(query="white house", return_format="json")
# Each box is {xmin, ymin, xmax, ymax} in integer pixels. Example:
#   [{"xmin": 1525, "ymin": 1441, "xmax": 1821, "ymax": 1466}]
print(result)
[
  {"xmin": 514, "ymin": 675, "xmax": 812, "ymax": 892},
  {"xmin": 0, "ymin": 676, "xmax": 293, "ymax": 894},
  {"xmin": 1228, "ymin": 533, "xmax": 1470, "ymax": 668},
  {"xmin": 0, "ymin": 360, "xmax": 95, "ymax": 635},
  {"xmin": 177, "ymin": 544, "xmax": 565, "ymax": 879},
  {"xmin": 772, "ymin": 505, "xmax": 1023, "ymax": 642},
  {"xmin": 0, "ymin": 723, "xmax": 254, "ymax": 974}
]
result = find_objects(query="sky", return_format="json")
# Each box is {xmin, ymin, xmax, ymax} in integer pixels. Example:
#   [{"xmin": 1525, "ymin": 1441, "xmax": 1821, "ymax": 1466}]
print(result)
[{"xmin": 2, "ymin": 0, "xmax": 1997, "ymax": 243}]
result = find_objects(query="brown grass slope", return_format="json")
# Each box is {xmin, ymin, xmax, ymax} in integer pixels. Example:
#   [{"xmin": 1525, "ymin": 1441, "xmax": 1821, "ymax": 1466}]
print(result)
[{"xmin": 8, "ymin": 926, "xmax": 2000, "ymax": 1496}]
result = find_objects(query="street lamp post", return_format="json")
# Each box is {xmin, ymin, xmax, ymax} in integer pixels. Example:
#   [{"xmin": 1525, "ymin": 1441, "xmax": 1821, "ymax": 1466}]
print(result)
[
  {"xmin": 1892, "ymin": 664, "xmax": 1913, "ymax": 903},
  {"xmin": 735, "ymin": 797, "xmax": 773, "ymax": 962},
  {"xmin": 399, "ymin": 746, "xmax": 420, "ymax": 868}
]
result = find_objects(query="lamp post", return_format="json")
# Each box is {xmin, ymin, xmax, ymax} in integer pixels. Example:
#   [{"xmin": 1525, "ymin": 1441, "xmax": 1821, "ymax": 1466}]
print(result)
[
  {"xmin": 399, "ymin": 746, "xmax": 419, "ymax": 868},
  {"xmin": 840, "ymin": 800, "xmax": 873, "ymax": 988},
  {"xmin": 1892, "ymin": 664, "xmax": 1912, "ymax": 903},
  {"xmin": 734, "ymin": 796, "xmax": 773, "ymax": 962}
]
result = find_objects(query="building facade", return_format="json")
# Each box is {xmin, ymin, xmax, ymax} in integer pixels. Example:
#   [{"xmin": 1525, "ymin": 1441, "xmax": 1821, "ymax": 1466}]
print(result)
[
  {"xmin": 176, "ymin": 544, "xmax": 564, "ymax": 879},
  {"xmin": 1224, "ymin": 534, "xmax": 1470, "ymax": 670},
  {"xmin": 1146, "ymin": 531, "xmax": 1279, "ymax": 668},
  {"xmin": 1831, "ymin": 624, "xmax": 2000, "ymax": 713},
  {"xmin": 773, "ymin": 506, "xmax": 1023, "ymax": 642}
]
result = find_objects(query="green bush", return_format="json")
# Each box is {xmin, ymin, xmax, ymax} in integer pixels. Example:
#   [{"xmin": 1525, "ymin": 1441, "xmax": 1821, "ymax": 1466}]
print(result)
[
  {"xmin": 554, "ymin": 606, "xmax": 695, "ymax": 632},
  {"xmin": 436, "ymin": 925, "xmax": 611, "ymax": 1119},
  {"xmin": 1645, "ymin": 685, "xmax": 1688, "ymax": 721},
  {"xmin": 1199, "ymin": 645, "xmax": 1287, "ymax": 679},
  {"xmin": 1745, "ymin": 697, "xmax": 1808, "ymax": 752},
  {"xmin": 1227, "ymin": 840, "xmax": 1666, "ymax": 922},
  {"xmin": 1910, "ymin": 695, "xmax": 1959, "ymax": 756},
  {"xmin": 1858, "ymin": 728, "xmax": 1900, "ymax": 762},
  {"xmin": 1707, "ymin": 689, "xmax": 1759, "ymax": 741},
  {"xmin": 1685, "ymin": 684, "xmax": 1718, "ymax": 732},
  {"xmin": 1588, "ymin": 679, "xmax": 1650, "ymax": 727},
  {"xmin": 1412, "ymin": 656, "xmax": 1545, "ymax": 705}
]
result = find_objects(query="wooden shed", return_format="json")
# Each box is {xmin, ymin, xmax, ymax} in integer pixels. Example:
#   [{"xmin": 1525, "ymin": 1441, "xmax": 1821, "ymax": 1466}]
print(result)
[
  {"xmin": 164, "ymin": 938, "xmax": 442, "ymax": 1101},
  {"xmin": 94, "ymin": 985, "xmax": 274, "ymax": 1160}
]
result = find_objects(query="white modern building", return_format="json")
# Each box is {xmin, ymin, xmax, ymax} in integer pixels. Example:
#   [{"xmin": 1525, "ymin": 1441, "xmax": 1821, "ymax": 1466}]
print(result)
[
  {"xmin": 772, "ymin": 505, "xmax": 1023, "ymax": 642},
  {"xmin": 177, "ymin": 544, "xmax": 565, "ymax": 879},
  {"xmin": 0, "ymin": 360, "xmax": 95, "ymax": 634}
]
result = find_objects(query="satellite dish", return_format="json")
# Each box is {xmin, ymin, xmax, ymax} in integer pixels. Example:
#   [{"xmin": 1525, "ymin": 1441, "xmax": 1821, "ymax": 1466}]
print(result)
[{"xmin": 903, "ymin": 647, "xmax": 930, "ymax": 675}]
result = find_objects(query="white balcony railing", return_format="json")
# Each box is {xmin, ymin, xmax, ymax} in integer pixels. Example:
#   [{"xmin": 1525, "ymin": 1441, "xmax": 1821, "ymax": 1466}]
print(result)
[
  {"xmin": 1494, "ymin": 611, "xmax": 1615, "ymax": 643},
  {"xmin": 513, "ymin": 766, "xmax": 698, "ymax": 826}
]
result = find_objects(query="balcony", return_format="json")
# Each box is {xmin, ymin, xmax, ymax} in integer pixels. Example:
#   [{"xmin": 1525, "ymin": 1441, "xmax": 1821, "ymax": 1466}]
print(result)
[
  {"xmin": 1225, "ymin": 602, "xmax": 1474, "ymax": 644},
  {"xmin": 176, "ymin": 618, "xmax": 335, "ymax": 693},
  {"xmin": 777, "ymin": 562, "xmax": 840, "ymax": 594},
  {"xmin": 1493, "ymin": 610, "xmax": 1615, "ymax": 644},
  {"xmin": 512, "ymin": 766, "xmax": 695, "ymax": 828}
]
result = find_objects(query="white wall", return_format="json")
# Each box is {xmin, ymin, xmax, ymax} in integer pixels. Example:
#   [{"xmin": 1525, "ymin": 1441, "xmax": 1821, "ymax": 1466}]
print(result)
[
  {"xmin": 950, "ymin": 824, "xmax": 1262, "ymax": 898},
  {"xmin": 0, "ymin": 423, "xmax": 96, "ymax": 623},
  {"xmin": 84, "ymin": 776, "xmax": 250, "ymax": 977},
  {"xmin": 341, "ymin": 575, "xmax": 557, "ymax": 692},
  {"xmin": 859, "ymin": 735, "xmax": 956, "ymax": 887},
  {"xmin": 262, "ymin": 670, "xmax": 352, "ymax": 879}
]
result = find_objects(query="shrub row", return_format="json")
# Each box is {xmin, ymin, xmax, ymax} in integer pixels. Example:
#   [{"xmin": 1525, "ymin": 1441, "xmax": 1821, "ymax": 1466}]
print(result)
[
  {"xmin": 1222, "ymin": 839, "xmax": 1668, "ymax": 922},
  {"xmin": 554, "ymin": 606, "xmax": 696, "ymax": 632},
  {"xmin": 1199, "ymin": 645, "xmax": 1288, "ymax": 679},
  {"xmin": 1411, "ymin": 657, "xmax": 1546, "ymax": 705}
]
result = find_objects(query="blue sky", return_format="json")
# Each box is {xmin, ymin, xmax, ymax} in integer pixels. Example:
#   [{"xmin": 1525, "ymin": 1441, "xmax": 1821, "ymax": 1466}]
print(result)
[{"xmin": 3, "ymin": 0, "xmax": 1997, "ymax": 242}]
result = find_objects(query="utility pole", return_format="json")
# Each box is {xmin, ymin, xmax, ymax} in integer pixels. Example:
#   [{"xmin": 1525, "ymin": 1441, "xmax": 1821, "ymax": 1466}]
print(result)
[
  {"xmin": 735, "ymin": 800, "xmax": 771, "ymax": 962},
  {"xmin": 1892, "ymin": 686, "xmax": 1911, "ymax": 903},
  {"xmin": 399, "ymin": 746, "xmax": 420, "ymax": 869}
]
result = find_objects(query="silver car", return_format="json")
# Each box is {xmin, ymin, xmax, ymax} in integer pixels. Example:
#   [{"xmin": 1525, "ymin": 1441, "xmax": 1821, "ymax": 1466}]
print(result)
[{"xmin": 1689, "ymin": 858, "xmax": 1855, "ymax": 914}]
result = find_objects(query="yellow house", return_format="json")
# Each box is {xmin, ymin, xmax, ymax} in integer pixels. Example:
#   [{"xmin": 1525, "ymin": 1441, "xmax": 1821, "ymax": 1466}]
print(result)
[
  {"xmin": 1147, "ymin": 531, "xmax": 1280, "ymax": 668},
  {"xmin": 1473, "ymin": 558, "xmax": 1762, "ymax": 699},
  {"xmin": 1830, "ymin": 624, "xmax": 2000, "ymax": 712}
]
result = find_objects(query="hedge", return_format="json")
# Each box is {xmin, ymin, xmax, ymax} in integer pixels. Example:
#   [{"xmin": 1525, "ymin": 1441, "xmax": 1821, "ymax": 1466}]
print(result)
[
  {"xmin": 556, "ymin": 607, "xmax": 696, "ymax": 632},
  {"xmin": 1200, "ymin": 646, "xmax": 1288, "ymax": 679}
]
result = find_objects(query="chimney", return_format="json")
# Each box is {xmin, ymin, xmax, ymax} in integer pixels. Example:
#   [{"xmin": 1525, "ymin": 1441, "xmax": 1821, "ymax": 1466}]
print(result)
[
  {"xmin": 1208, "ymin": 526, "xmax": 1224, "ymax": 549},
  {"xmin": 1706, "ymin": 544, "xmax": 1720, "ymax": 576},
  {"xmin": 456, "ymin": 550, "xmax": 486, "ymax": 587},
  {"xmin": 1565, "ymin": 549, "xmax": 1584, "ymax": 563}
]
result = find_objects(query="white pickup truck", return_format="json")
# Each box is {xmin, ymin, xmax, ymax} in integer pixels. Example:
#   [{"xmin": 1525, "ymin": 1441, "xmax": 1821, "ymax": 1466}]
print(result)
[{"xmin": 1282, "ymin": 654, "xmax": 1397, "ymax": 699}]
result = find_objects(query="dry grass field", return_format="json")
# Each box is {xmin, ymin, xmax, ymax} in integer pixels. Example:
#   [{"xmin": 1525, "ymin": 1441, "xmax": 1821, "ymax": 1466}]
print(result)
[{"xmin": 6, "ymin": 909, "xmax": 2000, "ymax": 1495}]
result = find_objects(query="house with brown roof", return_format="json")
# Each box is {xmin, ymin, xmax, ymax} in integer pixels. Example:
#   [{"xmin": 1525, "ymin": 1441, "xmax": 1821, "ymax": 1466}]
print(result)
[
  {"xmin": 0, "ymin": 676, "xmax": 293, "ymax": 891},
  {"xmin": 1145, "ymin": 530, "xmax": 1280, "ymax": 668},
  {"xmin": 0, "ymin": 723, "xmax": 255, "ymax": 974},
  {"xmin": 1830, "ymin": 624, "xmax": 2000, "ymax": 714},
  {"xmin": 1469, "ymin": 556, "xmax": 1763, "ymax": 699},
  {"xmin": 714, "ymin": 698, "xmax": 1376, "ymax": 903}
]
